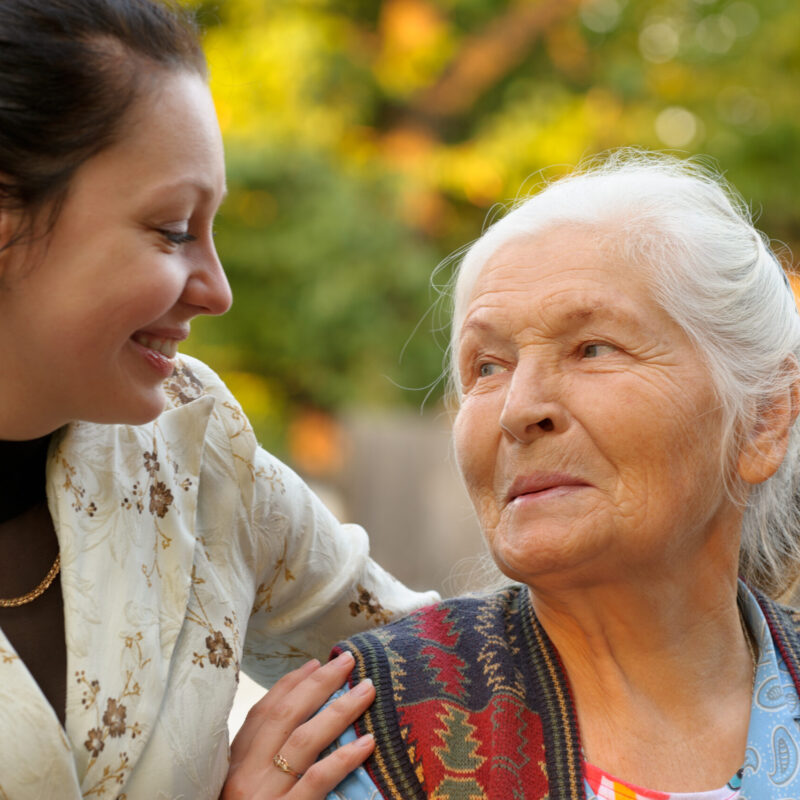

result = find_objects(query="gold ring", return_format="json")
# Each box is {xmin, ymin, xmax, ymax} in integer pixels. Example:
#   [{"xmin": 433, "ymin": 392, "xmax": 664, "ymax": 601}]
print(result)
[{"xmin": 273, "ymin": 752, "xmax": 303, "ymax": 779}]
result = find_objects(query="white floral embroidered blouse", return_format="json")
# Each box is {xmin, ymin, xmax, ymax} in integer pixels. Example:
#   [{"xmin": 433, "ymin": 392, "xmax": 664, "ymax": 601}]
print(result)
[{"xmin": 0, "ymin": 356, "xmax": 438, "ymax": 800}]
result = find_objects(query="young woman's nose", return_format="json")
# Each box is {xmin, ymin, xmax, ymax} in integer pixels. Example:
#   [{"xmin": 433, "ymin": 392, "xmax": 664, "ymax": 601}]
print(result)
[{"xmin": 184, "ymin": 245, "xmax": 233, "ymax": 316}]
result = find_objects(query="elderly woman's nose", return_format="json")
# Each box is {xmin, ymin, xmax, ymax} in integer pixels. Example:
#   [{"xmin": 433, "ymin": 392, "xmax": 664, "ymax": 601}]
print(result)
[{"xmin": 498, "ymin": 370, "xmax": 566, "ymax": 442}]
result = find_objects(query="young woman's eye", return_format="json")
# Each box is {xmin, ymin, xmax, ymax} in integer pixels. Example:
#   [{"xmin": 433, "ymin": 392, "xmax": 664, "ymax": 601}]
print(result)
[
  {"xmin": 159, "ymin": 229, "xmax": 197, "ymax": 246},
  {"xmin": 582, "ymin": 342, "xmax": 617, "ymax": 359}
]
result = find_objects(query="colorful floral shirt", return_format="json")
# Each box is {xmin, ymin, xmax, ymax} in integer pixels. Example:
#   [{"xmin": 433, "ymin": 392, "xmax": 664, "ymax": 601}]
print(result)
[
  {"xmin": 0, "ymin": 355, "xmax": 438, "ymax": 800},
  {"xmin": 583, "ymin": 761, "xmax": 741, "ymax": 800}
]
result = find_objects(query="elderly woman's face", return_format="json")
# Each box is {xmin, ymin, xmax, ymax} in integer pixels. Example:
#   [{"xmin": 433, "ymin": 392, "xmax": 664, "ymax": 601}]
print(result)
[{"xmin": 453, "ymin": 225, "xmax": 740, "ymax": 587}]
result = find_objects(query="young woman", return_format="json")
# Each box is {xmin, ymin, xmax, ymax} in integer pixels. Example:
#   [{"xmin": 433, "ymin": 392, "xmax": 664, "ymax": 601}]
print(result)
[{"xmin": 0, "ymin": 2, "xmax": 436, "ymax": 797}]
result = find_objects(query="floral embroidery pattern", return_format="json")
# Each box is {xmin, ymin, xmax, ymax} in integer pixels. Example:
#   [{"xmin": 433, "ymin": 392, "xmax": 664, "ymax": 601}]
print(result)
[
  {"xmin": 0, "ymin": 645, "xmax": 18, "ymax": 664},
  {"xmin": 77, "ymin": 633, "xmax": 148, "ymax": 794},
  {"xmin": 243, "ymin": 641, "xmax": 314, "ymax": 664},
  {"xmin": 219, "ymin": 401, "xmax": 288, "ymax": 495},
  {"xmin": 188, "ymin": 567, "xmax": 241, "ymax": 679},
  {"xmin": 252, "ymin": 539, "xmax": 296, "ymax": 615},
  {"xmin": 220, "ymin": 400, "xmax": 252, "ymax": 442},
  {"xmin": 84, "ymin": 727, "xmax": 105, "ymax": 757},
  {"xmin": 82, "ymin": 754, "xmax": 130, "ymax": 797},
  {"xmin": 163, "ymin": 362, "xmax": 205, "ymax": 406},
  {"xmin": 349, "ymin": 585, "xmax": 392, "ymax": 626},
  {"xmin": 59, "ymin": 456, "xmax": 97, "ymax": 516},
  {"xmin": 148, "ymin": 481, "xmax": 174, "ymax": 518},
  {"xmin": 103, "ymin": 698, "xmax": 127, "ymax": 737},
  {"xmin": 206, "ymin": 630, "xmax": 234, "ymax": 668},
  {"xmin": 144, "ymin": 451, "xmax": 159, "ymax": 476},
  {"xmin": 253, "ymin": 460, "xmax": 286, "ymax": 493},
  {"xmin": 119, "ymin": 427, "xmax": 193, "ymax": 587}
]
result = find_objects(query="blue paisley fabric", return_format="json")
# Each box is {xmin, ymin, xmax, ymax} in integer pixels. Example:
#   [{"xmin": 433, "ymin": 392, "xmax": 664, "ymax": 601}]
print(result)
[{"xmin": 736, "ymin": 583, "xmax": 800, "ymax": 799}]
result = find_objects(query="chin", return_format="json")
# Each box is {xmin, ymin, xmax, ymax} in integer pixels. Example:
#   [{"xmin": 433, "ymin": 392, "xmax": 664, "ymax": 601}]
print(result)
[
  {"xmin": 489, "ymin": 540, "xmax": 543, "ymax": 585},
  {"xmin": 123, "ymin": 392, "xmax": 169, "ymax": 426},
  {"xmin": 83, "ymin": 389, "xmax": 168, "ymax": 427},
  {"xmin": 489, "ymin": 529, "xmax": 591, "ymax": 587}
]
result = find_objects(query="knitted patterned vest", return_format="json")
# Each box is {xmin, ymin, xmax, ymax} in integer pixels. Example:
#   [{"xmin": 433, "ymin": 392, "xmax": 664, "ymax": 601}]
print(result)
[{"xmin": 333, "ymin": 584, "xmax": 800, "ymax": 800}]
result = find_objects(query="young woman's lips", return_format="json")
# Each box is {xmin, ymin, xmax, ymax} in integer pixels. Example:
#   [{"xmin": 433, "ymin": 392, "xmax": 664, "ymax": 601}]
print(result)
[
  {"xmin": 505, "ymin": 473, "xmax": 591, "ymax": 505},
  {"xmin": 130, "ymin": 329, "xmax": 188, "ymax": 377}
]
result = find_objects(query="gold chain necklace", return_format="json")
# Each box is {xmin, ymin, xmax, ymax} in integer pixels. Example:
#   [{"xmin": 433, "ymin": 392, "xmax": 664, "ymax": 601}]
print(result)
[{"xmin": 0, "ymin": 553, "xmax": 61, "ymax": 608}]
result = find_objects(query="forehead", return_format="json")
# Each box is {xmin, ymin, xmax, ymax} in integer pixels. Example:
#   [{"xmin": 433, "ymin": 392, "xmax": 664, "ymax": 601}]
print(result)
[
  {"xmin": 459, "ymin": 225, "xmax": 668, "ymax": 342},
  {"xmin": 65, "ymin": 70, "xmax": 225, "ymax": 209}
]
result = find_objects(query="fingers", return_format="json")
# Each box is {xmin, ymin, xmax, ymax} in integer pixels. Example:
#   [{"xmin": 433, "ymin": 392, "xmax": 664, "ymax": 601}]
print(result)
[
  {"xmin": 230, "ymin": 658, "xmax": 320, "ymax": 766},
  {"xmin": 234, "ymin": 652, "xmax": 360, "ymax": 766},
  {"xmin": 288, "ymin": 733, "xmax": 375, "ymax": 800},
  {"xmin": 274, "ymin": 672, "xmax": 376, "ymax": 776},
  {"xmin": 223, "ymin": 651, "xmax": 376, "ymax": 800}
]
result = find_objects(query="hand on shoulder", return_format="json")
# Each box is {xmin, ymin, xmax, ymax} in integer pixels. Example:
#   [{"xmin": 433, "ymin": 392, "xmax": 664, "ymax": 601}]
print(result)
[{"xmin": 221, "ymin": 653, "xmax": 375, "ymax": 800}]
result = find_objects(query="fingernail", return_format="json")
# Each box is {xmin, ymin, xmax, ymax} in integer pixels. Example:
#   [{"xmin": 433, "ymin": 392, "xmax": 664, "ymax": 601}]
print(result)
[
  {"xmin": 335, "ymin": 650, "xmax": 354, "ymax": 665},
  {"xmin": 353, "ymin": 678, "xmax": 373, "ymax": 696},
  {"xmin": 356, "ymin": 733, "xmax": 374, "ymax": 748}
]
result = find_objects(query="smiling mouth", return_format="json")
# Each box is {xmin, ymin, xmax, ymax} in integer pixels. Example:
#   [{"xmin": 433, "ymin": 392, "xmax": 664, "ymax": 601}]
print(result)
[{"xmin": 131, "ymin": 333, "xmax": 179, "ymax": 358}]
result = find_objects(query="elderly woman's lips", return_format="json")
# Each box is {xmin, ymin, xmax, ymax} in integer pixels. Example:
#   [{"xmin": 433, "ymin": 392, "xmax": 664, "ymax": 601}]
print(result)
[{"xmin": 505, "ymin": 474, "xmax": 590, "ymax": 504}]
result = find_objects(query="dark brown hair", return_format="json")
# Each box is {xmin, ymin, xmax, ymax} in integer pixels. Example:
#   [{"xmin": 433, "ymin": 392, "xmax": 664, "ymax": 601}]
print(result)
[{"xmin": 0, "ymin": 0, "xmax": 206, "ymax": 251}]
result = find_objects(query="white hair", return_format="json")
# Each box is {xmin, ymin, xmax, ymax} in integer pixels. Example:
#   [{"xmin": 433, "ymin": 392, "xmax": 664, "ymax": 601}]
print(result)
[{"xmin": 448, "ymin": 150, "xmax": 800, "ymax": 600}]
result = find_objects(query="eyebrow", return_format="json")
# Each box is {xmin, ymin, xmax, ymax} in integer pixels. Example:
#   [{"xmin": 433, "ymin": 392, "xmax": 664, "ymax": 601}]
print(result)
[
  {"xmin": 146, "ymin": 179, "xmax": 228, "ymax": 204},
  {"xmin": 560, "ymin": 303, "xmax": 638, "ymax": 325}
]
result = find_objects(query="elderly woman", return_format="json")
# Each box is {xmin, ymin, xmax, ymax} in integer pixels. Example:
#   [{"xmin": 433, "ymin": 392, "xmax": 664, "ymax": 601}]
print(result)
[{"xmin": 256, "ymin": 153, "xmax": 800, "ymax": 800}]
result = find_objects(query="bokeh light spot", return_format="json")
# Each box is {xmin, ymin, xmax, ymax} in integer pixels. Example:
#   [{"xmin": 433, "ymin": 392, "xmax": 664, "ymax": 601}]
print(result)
[
  {"xmin": 655, "ymin": 106, "xmax": 699, "ymax": 146},
  {"xmin": 695, "ymin": 14, "xmax": 737, "ymax": 54},
  {"xmin": 580, "ymin": 0, "xmax": 625, "ymax": 34},
  {"xmin": 724, "ymin": 2, "xmax": 760, "ymax": 37},
  {"xmin": 639, "ymin": 20, "xmax": 680, "ymax": 63},
  {"xmin": 716, "ymin": 86, "xmax": 770, "ymax": 133}
]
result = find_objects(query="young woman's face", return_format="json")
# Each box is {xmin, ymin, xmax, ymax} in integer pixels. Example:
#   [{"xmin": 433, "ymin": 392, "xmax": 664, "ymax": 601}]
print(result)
[{"xmin": 0, "ymin": 71, "xmax": 231, "ymax": 438}]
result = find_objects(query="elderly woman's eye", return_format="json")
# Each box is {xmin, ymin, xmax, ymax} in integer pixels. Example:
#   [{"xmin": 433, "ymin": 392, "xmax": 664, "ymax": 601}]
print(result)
[
  {"xmin": 582, "ymin": 343, "xmax": 617, "ymax": 358},
  {"xmin": 479, "ymin": 362, "xmax": 506, "ymax": 377}
]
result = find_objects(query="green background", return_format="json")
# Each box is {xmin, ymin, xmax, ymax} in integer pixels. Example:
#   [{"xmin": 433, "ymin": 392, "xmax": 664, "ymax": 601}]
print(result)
[{"xmin": 181, "ymin": 0, "xmax": 800, "ymax": 465}]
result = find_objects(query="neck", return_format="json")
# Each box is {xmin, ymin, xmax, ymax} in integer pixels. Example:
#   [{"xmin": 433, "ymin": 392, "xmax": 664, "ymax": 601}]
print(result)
[
  {"xmin": 0, "ymin": 351, "xmax": 67, "ymax": 439},
  {"xmin": 529, "ymin": 554, "xmax": 755, "ymax": 789},
  {"xmin": 529, "ymin": 505, "xmax": 748, "ymax": 697},
  {"xmin": 532, "ymin": 569, "xmax": 744, "ymax": 698}
]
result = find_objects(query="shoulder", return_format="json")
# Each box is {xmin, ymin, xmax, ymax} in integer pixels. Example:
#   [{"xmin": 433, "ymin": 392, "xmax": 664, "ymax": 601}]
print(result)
[
  {"xmin": 331, "ymin": 585, "xmax": 559, "ymax": 799},
  {"xmin": 750, "ymin": 588, "xmax": 800, "ymax": 634},
  {"xmin": 750, "ymin": 587, "xmax": 800, "ymax": 670},
  {"xmin": 334, "ymin": 585, "xmax": 524, "ymax": 677}
]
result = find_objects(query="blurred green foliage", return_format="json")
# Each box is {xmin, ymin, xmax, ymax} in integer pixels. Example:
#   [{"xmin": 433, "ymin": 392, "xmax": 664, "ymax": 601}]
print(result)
[{"xmin": 180, "ymin": 0, "xmax": 800, "ymax": 455}]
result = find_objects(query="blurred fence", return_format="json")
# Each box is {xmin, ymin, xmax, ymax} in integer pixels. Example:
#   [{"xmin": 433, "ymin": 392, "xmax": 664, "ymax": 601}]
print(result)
[{"xmin": 336, "ymin": 409, "xmax": 493, "ymax": 597}]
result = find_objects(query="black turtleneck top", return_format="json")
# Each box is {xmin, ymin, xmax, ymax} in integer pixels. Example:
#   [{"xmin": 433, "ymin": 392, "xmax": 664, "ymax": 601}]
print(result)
[
  {"xmin": 0, "ymin": 433, "xmax": 66, "ymax": 725},
  {"xmin": 0, "ymin": 434, "xmax": 51, "ymax": 523}
]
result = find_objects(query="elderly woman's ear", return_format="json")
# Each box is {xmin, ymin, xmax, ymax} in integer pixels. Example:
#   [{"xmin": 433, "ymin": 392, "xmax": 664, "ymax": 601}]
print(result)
[{"xmin": 737, "ymin": 356, "xmax": 800, "ymax": 485}]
